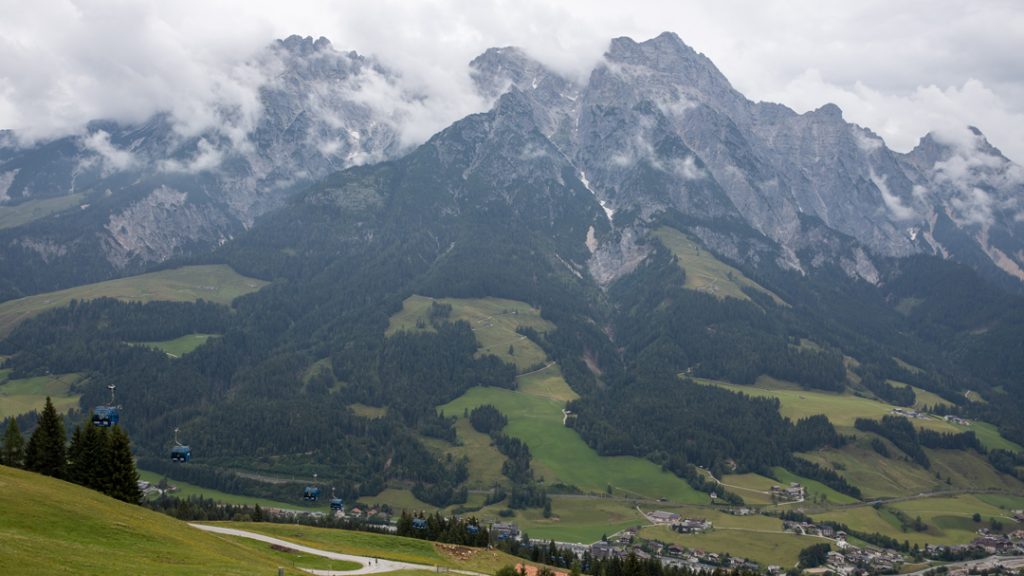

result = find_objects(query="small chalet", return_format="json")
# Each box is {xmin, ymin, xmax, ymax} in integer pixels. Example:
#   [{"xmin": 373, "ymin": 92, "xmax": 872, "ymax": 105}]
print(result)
[
  {"xmin": 673, "ymin": 518, "xmax": 712, "ymax": 534},
  {"xmin": 649, "ymin": 510, "xmax": 681, "ymax": 523},
  {"xmin": 492, "ymin": 522, "xmax": 520, "ymax": 541}
]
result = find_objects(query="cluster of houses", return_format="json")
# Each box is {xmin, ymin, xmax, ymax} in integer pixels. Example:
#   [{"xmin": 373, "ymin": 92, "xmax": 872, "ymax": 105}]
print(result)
[
  {"xmin": 920, "ymin": 526, "xmax": 1024, "ymax": 559},
  {"xmin": 806, "ymin": 547, "xmax": 906, "ymax": 575},
  {"xmin": 782, "ymin": 521, "xmax": 912, "ymax": 573},
  {"xmin": 771, "ymin": 482, "xmax": 806, "ymax": 502},
  {"xmin": 642, "ymin": 509, "xmax": 713, "ymax": 534},
  {"xmin": 889, "ymin": 408, "xmax": 973, "ymax": 427},
  {"xmin": 492, "ymin": 522, "xmax": 521, "ymax": 541},
  {"xmin": 648, "ymin": 510, "xmax": 682, "ymax": 524},
  {"xmin": 672, "ymin": 518, "xmax": 713, "ymax": 534},
  {"xmin": 967, "ymin": 528, "xmax": 1024, "ymax": 555},
  {"xmin": 890, "ymin": 407, "xmax": 928, "ymax": 419},
  {"xmin": 137, "ymin": 479, "xmax": 158, "ymax": 497},
  {"xmin": 588, "ymin": 530, "xmax": 759, "ymax": 573},
  {"xmin": 782, "ymin": 520, "xmax": 840, "ymax": 538},
  {"xmin": 656, "ymin": 542, "xmax": 760, "ymax": 573},
  {"xmin": 335, "ymin": 505, "xmax": 388, "ymax": 521}
]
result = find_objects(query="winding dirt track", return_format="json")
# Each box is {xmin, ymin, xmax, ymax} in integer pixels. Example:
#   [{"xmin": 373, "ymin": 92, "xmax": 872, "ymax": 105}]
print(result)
[{"xmin": 190, "ymin": 523, "xmax": 488, "ymax": 575}]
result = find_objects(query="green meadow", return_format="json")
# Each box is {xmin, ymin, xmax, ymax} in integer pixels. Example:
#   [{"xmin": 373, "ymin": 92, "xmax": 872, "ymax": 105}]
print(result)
[
  {"xmin": 0, "ymin": 264, "xmax": 268, "ymax": 338},
  {"xmin": 819, "ymin": 494, "xmax": 1020, "ymax": 547},
  {"xmin": 770, "ymin": 467, "xmax": 859, "ymax": 505},
  {"xmin": 798, "ymin": 442, "xmax": 940, "ymax": 499},
  {"xmin": 440, "ymin": 366, "xmax": 704, "ymax": 504},
  {"xmin": 694, "ymin": 376, "xmax": 1002, "ymax": 439},
  {"xmin": 136, "ymin": 469, "xmax": 321, "ymax": 512},
  {"xmin": 654, "ymin": 226, "xmax": 786, "ymax": 306},
  {"xmin": 388, "ymin": 294, "xmax": 553, "ymax": 372},
  {"xmin": 719, "ymin": 472, "xmax": 777, "ymax": 506},
  {"xmin": 641, "ymin": 523, "xmax": 819, "ymax": 568},
  {"xmin": 0, "ymin": 372, "xmax": 82, "ymax": 419},
  {"xmin": 0, "ymin": 193, "xmax": 86, "ymax": 230},
  {"xmin": 395, "ymin": 294, "xmax": 705, "ymax": 505},
  {"xmin": 133, "ymin": 333, "xmax": 219, "ymax": 357}
]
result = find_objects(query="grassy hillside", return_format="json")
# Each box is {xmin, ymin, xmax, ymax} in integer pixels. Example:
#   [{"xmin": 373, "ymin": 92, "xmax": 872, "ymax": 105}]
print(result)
[
  {"xmin": 818, "ymin": 494, "xmax": 1024, "ymax": 547},
  {"xmin": 136, "ymin": 469, "xmax": 323, "ymax": 512},
  {"xmin": 0, "ymin": 264, "xmax": 268, "ymax": 338},
  {"xmin": 719, "ymin": 468, "xmax": 859, "ymax": 506},
  {"xmin": 388, "ymin": 295, "xmax": 554, "ymax": 372},
  {"xmin": 641, "ymin": 523, "xmax": 817, "ymax": 568},
  {"xmin": 695, "ymin": 376, "xmax": 987, "ymax": 435},
  {"xmin": 132, "ymin": 334, "xmax": 219, "ymax": 358},
  {"xmin": 770, "ymin": 467, "xmax": 859, "ymax": 505},
  {"xmin": 0, "ymin": 372, "xmax": 82, "ymax": 419},
  {"xmin": 440, "ymin": 367, "xmax": 704, "ymax": 504},
  {"xmin": 390, "ymin": 295, "xmax": 704, "ymax": 505},
  {"xmin": 718, "ymin": 472, "xmax": 777, "ymax": 506},
  {"xmin": 798, "ymin": 442, "xmax": 940, "ymax": 499},
  {"xmin": 0, "ymin": 193, "xmax": 85, "ymax": 230},
  {"xmin": 0, "ymin": 465, "xmax": 330, "ymax": 575},
  {"xmin": 654, "ymin": 227, "xmax": 786, "ymax": 306}
]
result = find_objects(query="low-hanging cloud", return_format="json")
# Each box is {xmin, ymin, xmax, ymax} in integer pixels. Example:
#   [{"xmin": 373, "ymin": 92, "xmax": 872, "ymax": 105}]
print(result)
[
  {"xmin": 81, "ymin": 130, "xmax": 137, "ymax": 175},
  {"xmin": 929, "ymin": 129, "xmax": 1023, "ymax": 227},
  {"xmin": 158, "ymin": 138, "xmax": 224, "ymax": 174},
  {"xmin": 869, "ymin": 168, "xmax": 917, "ymax": 221},
  {"xmin": 1, "ymin": 0, "xmax": 1023, "ymax": 165}
]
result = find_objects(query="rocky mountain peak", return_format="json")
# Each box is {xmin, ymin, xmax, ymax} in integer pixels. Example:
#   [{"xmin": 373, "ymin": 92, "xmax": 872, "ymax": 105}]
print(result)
[
  {"xmin": 471, "ymin": 47, "xmax": 556, "ymax": 99},
  {"xmin": 277, "ymin": 34, "xmax": 334, "ymax": 55},
  {"xmin": 809, "ymin": 102, "xmax": 844, "ymax": 121},
  {"xmin": 605, "ymin": 32, "xmax": 738, "ymax": 100}
]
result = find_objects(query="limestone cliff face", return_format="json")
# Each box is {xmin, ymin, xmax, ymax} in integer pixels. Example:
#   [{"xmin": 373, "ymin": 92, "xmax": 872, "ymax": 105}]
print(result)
[
  {"xmin": 469, "ymin": 32, "xmax": 1024, "ymax": 287},
  {"xmin": 103, "ymin": 187, "xmax": 233, "ymax": 268},
  {"xmin": 2, "ymin": 32, "xmax": 1022, "ymax": 298},
  {"xmin": 0, "ymin": 35, "xmax": 412, "ymax": 287}
]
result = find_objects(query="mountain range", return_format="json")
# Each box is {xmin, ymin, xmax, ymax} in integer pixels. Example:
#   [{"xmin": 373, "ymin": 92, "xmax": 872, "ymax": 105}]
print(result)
[
  {"xmin": 2, "ymin": 32, "xmax": 1024, "ymax": 540},
  {"xmin": 2, "ymin": 33, "xmax": 1024, "ymax": 302}
]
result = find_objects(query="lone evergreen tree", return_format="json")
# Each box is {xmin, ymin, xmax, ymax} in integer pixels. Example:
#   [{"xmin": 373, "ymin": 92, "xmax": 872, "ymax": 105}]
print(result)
[
  {"xmin": 2, "ymin": 418, "xmax": 25, "ymax": 468},
  {"xmin": 106, "ymin": 426, "xmax": 141, "ymax": 504},
  {"xmin": 24, "ymin": 397, "xmax": 66, "ymax": 479}
]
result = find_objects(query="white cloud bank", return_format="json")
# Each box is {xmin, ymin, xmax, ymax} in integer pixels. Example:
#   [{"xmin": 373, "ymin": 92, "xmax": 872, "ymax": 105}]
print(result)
[{"xmin": 1, "ymin": 0, "xmax": 1022, "ymax": 162}]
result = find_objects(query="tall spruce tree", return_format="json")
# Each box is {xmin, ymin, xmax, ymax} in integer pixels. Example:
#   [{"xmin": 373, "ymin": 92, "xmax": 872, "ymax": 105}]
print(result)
[
  {"xmin": 107, "ymin": 426, "xmax": 142, "ymax": 504},
  {"xmin": 24, "ymin": 397, "xmax": 66, "ymax": 478},
  {"xmin": 2, "ymin": 418, "xmax": 26, "ymax": 468},
  {"xmin": 68, "ymin": 425, "xmax": 112, "ymax": 491},
  {"xmin": 67, "ymin": 426, "xmax": 83, "ymax": 480}
]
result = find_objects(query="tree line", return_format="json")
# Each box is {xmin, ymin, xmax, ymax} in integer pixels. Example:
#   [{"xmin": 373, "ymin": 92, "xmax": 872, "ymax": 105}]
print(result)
[{"xmin": 1, "ymin": 397, "xmax": 141, "ymax": 504}]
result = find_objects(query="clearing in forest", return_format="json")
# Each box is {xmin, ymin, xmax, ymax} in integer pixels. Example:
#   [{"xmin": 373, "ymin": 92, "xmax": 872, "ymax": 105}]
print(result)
[
  {"xmin": 0, "ymin": 264, "xmax": 268, "ymax": 338},
  {"xmin": 653, "ymin": 226, "xmax": 786, "ymax": 306}
]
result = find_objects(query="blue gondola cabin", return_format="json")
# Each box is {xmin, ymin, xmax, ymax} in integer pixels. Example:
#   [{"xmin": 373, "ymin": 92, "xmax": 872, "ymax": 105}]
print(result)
[
  {"xmin": 412, "ymin": 518, "xmax": 428, "ymax": 530},
  {"xmin": 170, "ymin": 445, "xmax": 191, "ymax": 463},
  {"xmin": 303, "ymin": 486, "xmax": 321, "ymax": 501},
  {"xmin": 92, "ymin": 405, "xmax": 119, "ymax": 427},
  {"xmin": 330, "ymin": 497, "xmax": 343, "ymax": 511}
]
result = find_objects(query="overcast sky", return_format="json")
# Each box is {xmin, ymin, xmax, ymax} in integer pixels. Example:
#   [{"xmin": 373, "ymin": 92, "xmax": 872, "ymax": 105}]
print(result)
[{"xmin": 2, "ymin": 0, "xmax": 1022, "ymax": 161}]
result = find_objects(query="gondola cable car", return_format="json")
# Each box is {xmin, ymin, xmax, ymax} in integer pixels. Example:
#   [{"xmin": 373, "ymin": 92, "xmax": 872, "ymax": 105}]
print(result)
[
  {"xmin": 303, "ymin": 473, "xmax": 320, "ymax": 502},
  {"xmin": 91, "ymin": 384, "xmax": 120, "ymax": 427},
  {"xmin": 170, "ymin": 427, "xmax": 191, "ymax": 463},
  {"xmin": 329, "ymin": 486, "xmax": 343, "ymax": 511}
]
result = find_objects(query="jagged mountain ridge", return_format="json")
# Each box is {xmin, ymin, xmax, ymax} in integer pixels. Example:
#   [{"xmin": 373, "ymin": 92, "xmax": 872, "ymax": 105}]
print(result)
[
  {"xmin": 5, "ymin": 32, "xmax": 1024, "ymax": 515},
  {"xmin": 470, "ymin": 32, "xmax": 1024, "ymax": 287},
  {"xmin": 0, "ymin": 35, "xmax": 413, "ymax": 299},
  {"xmin": 1, "ymin": 32, "xmax": 1023, "ymax": 302}
]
